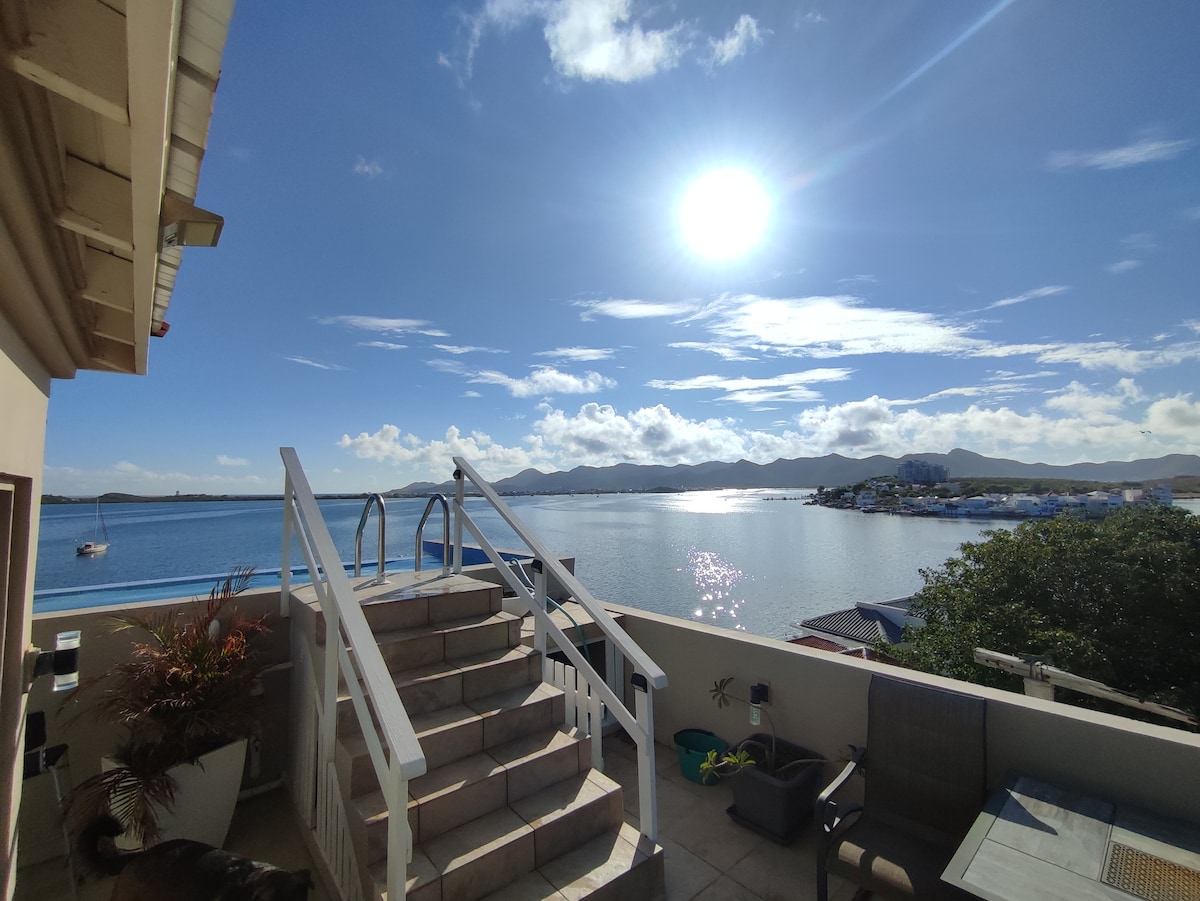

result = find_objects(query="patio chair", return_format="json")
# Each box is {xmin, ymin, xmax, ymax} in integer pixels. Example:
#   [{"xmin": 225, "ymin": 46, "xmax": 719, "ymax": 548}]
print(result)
[{"xmin": 815, "ymin": 675, "xmax": 986, "ymax": 901}]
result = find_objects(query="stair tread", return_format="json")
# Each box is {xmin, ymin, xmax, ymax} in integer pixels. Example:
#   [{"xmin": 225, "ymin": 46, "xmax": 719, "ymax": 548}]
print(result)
[
  {"xmin": 464, "ymin": 680, "xmax": 559, "ymax": 717},
  {"xmin": 352, "ymin": 725, "xmax": 580, "ymax": 820},
  {"xmin": 372, "ymin": 611, "xmax": 520, "ymax": 645},
  {"xmin": 532, "ymin": 822, "xmax": 662, "ymax": 900},
  {"xmin": 409, "ymin": 751, "xmax": 506, "ymax": 803},
  {"xmin": 341, "ymin": 680, "xmax": 563, "ymax": 759},
  {"xmin": 391, "ymin": 645, "xmax": 537, "ymax": 687},
  {"xmin": 509, "ymin": 770, "xmax": 619, "ymax": 828},
  {"xmin": 422, "ymin": 805, "xmax": 534, "ymax": 873}
]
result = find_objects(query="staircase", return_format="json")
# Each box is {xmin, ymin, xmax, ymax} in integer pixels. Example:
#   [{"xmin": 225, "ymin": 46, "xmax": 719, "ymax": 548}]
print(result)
[{"xmin": 305, "ymin": 573, "xmax": 665, "ymax": 901}]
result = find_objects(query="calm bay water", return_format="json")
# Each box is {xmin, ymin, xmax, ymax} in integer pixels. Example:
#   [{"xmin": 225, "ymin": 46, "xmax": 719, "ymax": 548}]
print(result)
[{"xmin": 35, "ymin": 493, "xmax": 1200, "ymax": 640}]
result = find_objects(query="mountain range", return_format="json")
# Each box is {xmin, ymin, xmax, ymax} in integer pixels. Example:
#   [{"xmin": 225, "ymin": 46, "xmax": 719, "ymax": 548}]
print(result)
[{"xmin": 391, "ymin": 449, "xmax": 1200, "ymax": 496}]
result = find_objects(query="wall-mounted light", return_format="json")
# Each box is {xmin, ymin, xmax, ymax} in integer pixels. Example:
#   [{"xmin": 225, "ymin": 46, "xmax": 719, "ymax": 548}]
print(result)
[
  {"xmin": 24, "ymin": 630, "xmax": 81, "ymax": 693},
  {"xmin": 160, "ymin": 192, "xmax": 224, "ymax": 248}
]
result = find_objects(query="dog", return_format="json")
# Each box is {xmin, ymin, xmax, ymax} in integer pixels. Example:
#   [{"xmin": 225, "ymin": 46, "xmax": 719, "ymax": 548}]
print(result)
[{"xmin": 78, "ymin": 815, "xmax": 314, "ymax": 900}]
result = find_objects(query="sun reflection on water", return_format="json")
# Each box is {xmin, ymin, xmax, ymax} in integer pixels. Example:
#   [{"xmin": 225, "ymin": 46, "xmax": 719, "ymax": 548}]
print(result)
[{"xmin": 684, "ymin": 547, "xmax": 749, "ymax": 631}]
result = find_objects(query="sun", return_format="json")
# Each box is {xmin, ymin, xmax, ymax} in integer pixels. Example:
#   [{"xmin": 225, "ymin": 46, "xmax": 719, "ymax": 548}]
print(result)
[{"xmin": 679, "ymin": 168, "xmax": 770, "ymax": 261}]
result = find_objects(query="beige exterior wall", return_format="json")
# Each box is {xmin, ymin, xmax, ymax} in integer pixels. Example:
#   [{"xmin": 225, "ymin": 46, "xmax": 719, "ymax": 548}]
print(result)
[
  {"xmin": 0, "ymin": 314, "xmax": 51, "ymax": 898},
  {"xmin": 607, "ymin": 603, "xmax": 1200, "ymax": 823}
]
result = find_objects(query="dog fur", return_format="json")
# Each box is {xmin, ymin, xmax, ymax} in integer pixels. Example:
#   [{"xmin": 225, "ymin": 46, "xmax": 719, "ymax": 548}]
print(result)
[{"xmin": 79, "ymin": 815, "xmax": 314, "ymax": 901}]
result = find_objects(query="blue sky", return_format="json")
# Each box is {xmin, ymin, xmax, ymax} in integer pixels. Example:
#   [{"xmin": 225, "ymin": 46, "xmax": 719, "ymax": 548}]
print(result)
[{"xmin": 44, "ymin": 1, "xmax": 1200, "ymax": 496}]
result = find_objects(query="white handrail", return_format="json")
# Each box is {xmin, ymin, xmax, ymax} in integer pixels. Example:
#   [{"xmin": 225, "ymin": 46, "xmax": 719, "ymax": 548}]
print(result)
[
  {"xmin": 280, "ymin": 448, "xmax": 425, "ymax": 900},
  {"xmin": 451, "ymin": 456, "xmax": 666, "ymax": 839},
  {"xmin": 453, "ymin": 457, "xmax": 667, "ymax": 689}
]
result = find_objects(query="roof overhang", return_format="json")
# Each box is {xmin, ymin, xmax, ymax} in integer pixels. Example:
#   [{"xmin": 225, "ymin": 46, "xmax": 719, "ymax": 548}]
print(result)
[{"xmin": 0, "ymin": 0, "xmax": 232, "ymax": 377}]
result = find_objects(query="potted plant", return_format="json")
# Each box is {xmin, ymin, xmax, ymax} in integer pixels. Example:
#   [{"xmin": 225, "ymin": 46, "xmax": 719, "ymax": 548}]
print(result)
[
  {"xmin": 63, "ymin": 566, "xmax": 271, "ymax": 848},
  {"xmin": 700, "ymin": 677, "xmax": 825, "ymax": 844}
]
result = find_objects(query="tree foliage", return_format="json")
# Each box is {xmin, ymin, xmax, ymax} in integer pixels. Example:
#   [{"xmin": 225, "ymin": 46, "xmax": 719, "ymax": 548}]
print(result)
[{"xmin": 893, "ymin": 506, "xmax": 1200, "ymax": 719}]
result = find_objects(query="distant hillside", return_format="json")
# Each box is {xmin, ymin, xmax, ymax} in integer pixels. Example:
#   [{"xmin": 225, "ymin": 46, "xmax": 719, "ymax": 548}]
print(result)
[{"xmin": 391, "ymin": 450, "xmax": 1200, "ymax": 495}]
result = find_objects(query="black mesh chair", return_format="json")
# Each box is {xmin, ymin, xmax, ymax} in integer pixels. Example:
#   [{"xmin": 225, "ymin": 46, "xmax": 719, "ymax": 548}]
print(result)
[
  {"xmin": 24, "ymin": 711, "xmax": 78, "ymax": 899},
  {"xmin": 816, "ymin": 675, "xmax": 987, "ymax": 901}
]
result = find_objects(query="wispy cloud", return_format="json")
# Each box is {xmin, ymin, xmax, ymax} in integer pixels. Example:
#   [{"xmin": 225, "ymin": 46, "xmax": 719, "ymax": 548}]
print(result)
[
  {"xmin": 535, "ymin": 346, "xmax": 614, "ymax": 362},
  {"xmin": 979, "ymin": 339, "xmax": 1200, "ymax": 373},
  {"xmin": 646, "ymin": 368, "xmax": 853, "ymax": 405},
  {"xmin": 706, "ymin": 15, "xmax": 765, "ymax": 69},
  {"xmin": 216, "ymin": 455, "xmax": 249, "ymax": 466},
  {"xmin": 469, "ymin": 365, "xmax": 616, "ymax": 398},
  {"xmin": 1107, "ymin": 259, "xmax": 1141, "ymax": 274},
  {"xmin": 434, "ymin": 344, "xmax": 507, "ymax": 355},
  {"xmin": 985, "ymin": 285, "xmax": 1069, "ymax": 310},
  {"xmin": 353, "ymin": 156, "xmax": 383, "ymax": 177},
  {"xmin": 320, "ymin": 315, "xmax": 449, "ymax": 338},
  {"xmin": 576, "ymin": 298, "xmax": 697, "ymax": 320},
  {"xmin": 698, "ymin": 294, "xmax": 983, "ymax": 358},
  {"xmin": 286, "ymin": 356, "xmax": 347, "ymax": 371},
  {"xmin": 360, "ymin": 341, "xmax": 408, "ymax": 351},
  {"xmin": 668, "ymin": 341, "xmax": 757, "ymax": 362},
  {"xmin": 1048, "ymin": 133, "xmax": 1192, "ymax": 171}
]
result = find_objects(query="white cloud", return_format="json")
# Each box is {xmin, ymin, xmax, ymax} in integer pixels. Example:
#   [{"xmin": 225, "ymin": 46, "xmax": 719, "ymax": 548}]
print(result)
[
  {"xmin": 470, "ymin": 365, "xmax": 616, "ymax": 397},
  {"xmin": 337, "ymin": 424, "xmax": 548, "ymax": 481},
  {"xmin": 1044, "ymin": 379, "xmax": 1142, "ymax": 416},
  {"xmin": 576, "ymin": 298, "xmax": 697, "ymax": 320},
  {"xmin": 319, "ymin": 315, "xmax": 449, "ymax": 338},
  {"xmin": 534, "ymin": 403, "xmax": 748, "ymax": 465},
  {"xmin": 333, "ymin": 381, "xmax": 1200, "ymax": 485},
  {"xmin": 543, "ymin": 0, "xmax": 687, "ymax": 82},
  {"xmin": 646, "ymin": 368, "xmax": 853, "ymax": 405},
  {"xmin": 985, "ymin": 285, "xmax": 1069, "ymax": 310},
  {"xmin": 668, "ymin": 341, "xmax": 757, "ymax": 362},
  {"xmin": 1107, "ymin": 259, "xmax": 1141, "ymax": 274},
  {"xmin": 216, "ymin": 455, "xmax": 249, "ymax": 467},
  {"xmin": 1048, "ymin": 134, "xmax": 1192, "ymax": 171},
  {"xmin": 1145, "ymin": 394, "xmax": 1200, "ymax": 435},
  {"xmin": 359, "ymin": 341, "xmax": 408, "ymax": 351},
  {"xmin": 700, "ymin": 294, "xmax": 982, "ymax": 358},
  {"xmin": 535, "ymin": 346, "xmax": 615, "ymax": 361},
  {"xmin": 285, "ymin": 356, "xmax": 347, "ymax": 371},
  {"xmin": 434, "ymin": 344, "xmax": 508, "ymax": 355},
  {"xmin": 706, "ymin": 15, "xmax": 765, "ymax": 69},
  {"xmin": 353, "ymin": 156, "xmax": 383, "ymax": 177},
  {"xmin": 448, "ymin": 0, "xmax": 691, "ymax": 85},
  {"xmin": 1021, "ymin": 340, "xmax": 1200, "ymax": 373}
]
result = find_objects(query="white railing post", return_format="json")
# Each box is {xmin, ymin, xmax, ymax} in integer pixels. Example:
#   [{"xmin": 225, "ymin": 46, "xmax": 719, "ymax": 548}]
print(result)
[
  {"xmin": 453, "ymin": 467, "xmax": 465, "ymax": 574},
  {"xmin": 387, "ymin": 761, "xmax": 410, "ymax": 899},
  {"xmin": 280, "ymin": 474, "xmax": 293, "ymax": 618},
  {"xmin": 633, "ymin": 673, "xmax": 658, "ymax": 842},
  {"xmin": 533, "ymin": 559, "xmax": 548, "ymax": 659}
]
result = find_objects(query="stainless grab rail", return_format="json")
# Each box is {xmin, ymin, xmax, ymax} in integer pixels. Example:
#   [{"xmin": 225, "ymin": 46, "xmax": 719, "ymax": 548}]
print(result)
[
  {"xmin": 353, "ymin": 492, "xmax": 388, "ymax": 584},
  {"xmin": 414, "ymin": 494, "xmax": 450, "ymax": 576}
]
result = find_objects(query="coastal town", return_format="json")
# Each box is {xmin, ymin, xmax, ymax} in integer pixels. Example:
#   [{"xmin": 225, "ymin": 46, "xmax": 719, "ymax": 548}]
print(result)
[{"xmin": 812, "ymin": 459, "xmax": 1175, "ymax": 519}]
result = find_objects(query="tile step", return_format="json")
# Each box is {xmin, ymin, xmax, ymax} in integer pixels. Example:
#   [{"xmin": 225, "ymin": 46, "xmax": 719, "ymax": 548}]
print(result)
[{"xmin": 371, "ymin": 771, "xmax": 632, "ymax": 901}]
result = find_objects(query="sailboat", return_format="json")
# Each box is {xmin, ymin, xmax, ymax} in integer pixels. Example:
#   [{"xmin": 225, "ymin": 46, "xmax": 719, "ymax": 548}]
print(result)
[{"xmin": 76, "ymin": 499, "xmax": 110, "ymax": 556}]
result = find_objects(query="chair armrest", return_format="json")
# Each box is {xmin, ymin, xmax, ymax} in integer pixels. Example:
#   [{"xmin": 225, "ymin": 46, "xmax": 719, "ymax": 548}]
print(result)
[{"xmin": 817, "ymin": 745, "xmax": 866, "ymax": 836}]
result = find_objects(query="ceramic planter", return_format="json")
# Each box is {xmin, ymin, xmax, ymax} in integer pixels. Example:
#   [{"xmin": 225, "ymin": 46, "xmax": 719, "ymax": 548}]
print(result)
[{"xmin": 103, "ymin": 737, "xmax": 247, "ymax": 849}]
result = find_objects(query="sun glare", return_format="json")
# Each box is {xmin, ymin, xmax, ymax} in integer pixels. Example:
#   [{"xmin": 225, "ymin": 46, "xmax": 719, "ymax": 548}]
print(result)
[{"xmin": 679, "ymin": 168, "xmax": 770, "ymax": 261}]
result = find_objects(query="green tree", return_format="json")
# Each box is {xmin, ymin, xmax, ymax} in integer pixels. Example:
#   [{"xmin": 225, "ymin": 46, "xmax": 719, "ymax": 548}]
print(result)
[{"xmin": 893, "ymin": 506, "xmax": 1200, "ymax": 719}]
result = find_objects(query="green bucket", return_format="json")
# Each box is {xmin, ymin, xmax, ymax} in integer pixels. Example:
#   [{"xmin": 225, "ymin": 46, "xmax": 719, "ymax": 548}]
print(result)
[{"xmin": 674, "ymin": 729, "xmax": 729, "ymax": 785}]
